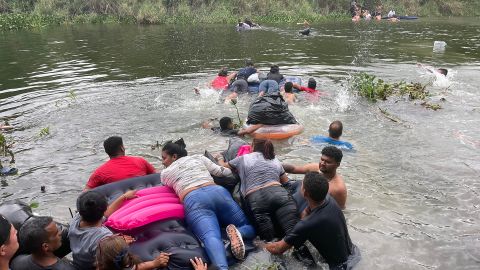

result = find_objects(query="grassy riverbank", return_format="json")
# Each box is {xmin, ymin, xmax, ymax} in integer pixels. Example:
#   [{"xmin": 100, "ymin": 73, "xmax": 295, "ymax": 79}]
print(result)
[{"xmin": 1, "ymin": 0, "xmax": 479, "ymax": 30}]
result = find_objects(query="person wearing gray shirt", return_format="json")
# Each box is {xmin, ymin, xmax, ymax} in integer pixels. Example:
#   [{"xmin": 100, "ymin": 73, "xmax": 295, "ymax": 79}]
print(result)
[{"xmin": 223, "ymin": 139, "xmax": 299, "ymax": 241}]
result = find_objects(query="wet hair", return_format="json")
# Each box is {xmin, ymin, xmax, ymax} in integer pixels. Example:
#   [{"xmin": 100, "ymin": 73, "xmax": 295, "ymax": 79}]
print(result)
[
  {"xmin": 437, "ymin": 68, "xmax": 448, "ymax": 76},
  {"xmin": 328, "ymin": 120, "xmax": 343, "ymax": 139},
  {"xmin": 252, "ymin": 138, "xmax": 275, "ymax": 160},
  {"xmin": 308, "ymin": 78, "xmax": 317, "ymax": 89},
  {"xmin": 0, "ymin": 214, "xmax": 12, "ymax": 246},
  {"xmin": 162, "ymin": 138, "xmax": 188, "ymax": 158},
  {"xmin": 270, "ymin": 65, "xmax": 280, "ymax": 74},
  {"xmin": 303, "ymin": 172, "xmax": 329, "ymax": 202},
  {"xmin": 321, "ymin": 146, "xmax": 343, "ymax": 163},
  {"xmin": 245, "ymin": 59, "xmax": 254, "ymax": 66},
  {"xmin": 103, "ymin": 136, "xmax": 123, "ymax": 157},
  {"xmin": 219, "ymin": 117, "xmax": 233, "ymax": 131},
  {"xmin": 77, "ymin": 191, "xmax": 108, "ymax": 223},
  {"xmin": 284, "ymin": 82, "xmax": 293, "ymax": 93},
  {"xmin": 218, "ymin": 68, "xmax": 228, "ymax": 77},
  {"xmin": 96, "ymin": 235, "xmax": 141, "ymax": 270},
  {"xmin": 18, "ymin": 216, "xmax": 53, "ymax": 254}
]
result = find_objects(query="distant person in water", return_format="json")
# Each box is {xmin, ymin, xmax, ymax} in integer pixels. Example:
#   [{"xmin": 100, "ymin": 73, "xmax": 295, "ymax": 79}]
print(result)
[
  {"xmin": 311, "ymin": 121, "xmax": 353, "ymax": 150},
  {"xmin": 283, "ymin": 146, "xmax": 347, "ymax": 209},
  {"xmin": 211, "ymin": 68, "xmax": 236, "ymax": 90},
  {"xmin": 372, "ymin": 4, "xmax": 383, "ymax": 20},
  {"xmin": 417, "ymin": 64, "xmax": 449, "ymax": 77},
  {"xmin": 84, "ymin": 136, "xmax": 156, "ymax": 190},
  {"xmin": 264, "ymin": 172, "xmax": 360, "ymax": 269},
  {"xmin": 292, "ymin": 78, "xmax": 318, "ymax": 94},
  {"xmin": 298, "ymin": 20, "xmax": 310, "ymax": 36},
  {"xmin": 281, "ymin": 82, "xmax": 297, "ymax": 105},
  {"xmin": 208, "ymin": 117, "xmax": 240, "ymax": 136}
]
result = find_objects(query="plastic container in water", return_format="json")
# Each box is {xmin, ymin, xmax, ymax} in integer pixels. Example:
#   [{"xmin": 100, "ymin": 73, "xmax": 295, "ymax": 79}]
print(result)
[{"xmin": 433, "ymin": 41, "xmax": 447, "ymax": 52}]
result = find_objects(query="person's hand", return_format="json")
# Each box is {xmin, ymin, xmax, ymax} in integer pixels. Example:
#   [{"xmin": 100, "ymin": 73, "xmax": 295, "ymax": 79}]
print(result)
[
  {"xmin": 121, "ymin": 234, "xmax": 136, "ymax": 244},
  {"xmin": 122, "ymin": 190, "xmax": 137, "ymax": 200},
  {"xmin": 190, "ymin": 257, "xmax": 207, "ymax": 270},
  {"xmin": 153, "ymin": 252, "xmax": 171, "ymax": 268}
]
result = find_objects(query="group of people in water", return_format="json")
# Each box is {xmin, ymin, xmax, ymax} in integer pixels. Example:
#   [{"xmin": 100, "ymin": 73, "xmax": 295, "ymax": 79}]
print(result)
[
  {"xmin": 1, "ymin": 58, "xmax": 361, "ymax": 270},
  {"xmin": 350, "ymin": 0, "xmax": 399, "ymax": 22}
]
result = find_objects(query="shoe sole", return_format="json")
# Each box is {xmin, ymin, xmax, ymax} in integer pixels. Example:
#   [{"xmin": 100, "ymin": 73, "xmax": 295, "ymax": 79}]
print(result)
[{"xmin": 226, "ymin": 224, "xmax": 245, "ymax": 260}]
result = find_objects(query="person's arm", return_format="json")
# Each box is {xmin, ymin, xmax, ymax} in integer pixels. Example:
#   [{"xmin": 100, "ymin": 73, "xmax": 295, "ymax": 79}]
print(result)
[
  {"xmin": 201, "ymin": 156, "xmax": 233, "ymax": 177},
  {"xmin": 238, "ymin": 124, "xmax": 263, "ymax": 136},
  {"xmin": 282, "ymin": 163, "xmax": 318, "ymax": 174},
  {"xmin": 84, "ymin": 171, "xmax": 101, "ymax": 191},
  {"xmin": 279, "ymin": 173, "xmax": 289, "ymax": 184},
  {"xmin": 104, "ymin": 190, "xmax": 137, "ymax": 218},
  {"xmin": 136, "ymin": 252, "xmax": 170, "ymax": 270},
  {"xmin": 144, "ymin": 159, "xmax": 156, "ymax": 174},
  {"xmin": 226, "ymin": 72, "xmax": 237, "ymax": 82},
  {"xmin": 190, "ymin": 257, "xmax": 208, "ymax": 270},
  {"xmin": 292, "ymin": 83, "xmax": 301, "ymax": 90},
  {"xmin": 265, "ymin": 240, "xmax": 292, "ymax": 255}
]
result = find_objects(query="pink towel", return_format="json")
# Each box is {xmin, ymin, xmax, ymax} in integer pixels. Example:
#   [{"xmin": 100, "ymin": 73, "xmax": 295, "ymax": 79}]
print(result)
[{"xmin": 236, "ymin": 145, "xmax": 252, "ymax": 157}]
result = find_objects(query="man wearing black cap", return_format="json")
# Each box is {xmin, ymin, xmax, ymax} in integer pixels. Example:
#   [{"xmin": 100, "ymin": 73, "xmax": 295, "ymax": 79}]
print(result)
[{"xmin": 0, "ymin": 214, "xmax": 19, "ymax": 270}]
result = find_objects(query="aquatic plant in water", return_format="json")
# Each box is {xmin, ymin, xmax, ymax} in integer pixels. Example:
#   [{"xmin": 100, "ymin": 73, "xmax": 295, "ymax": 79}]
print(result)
[
  {"xmin": 39, "ymin": 127, "xmax": 50, "ymax": 137},
  {"xmin": 351, "ymin": 73, "xmax": 436, "ymax": 107},
  {"xmin": 231, "ymin": 99, "xmax": 244, "ymax": 128},
  {"xmin": 0, "ymin": 133, "xmax": 15, "ymax": 166}
]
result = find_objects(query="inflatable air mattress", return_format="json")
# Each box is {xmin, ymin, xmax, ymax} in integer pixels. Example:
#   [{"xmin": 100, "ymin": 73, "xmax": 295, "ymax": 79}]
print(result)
[{"xmin": 250, "ymin": 124, "xmax": 304, "ymax": 140}]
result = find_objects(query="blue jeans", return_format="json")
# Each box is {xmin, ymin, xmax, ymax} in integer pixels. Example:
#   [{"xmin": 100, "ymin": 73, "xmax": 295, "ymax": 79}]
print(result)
[
  {"xmin": 258, "ymin": 80, "xmax": 279, "ymax": 94},
  {"xmin": 184, "ymin": 185, "xmax": 255, "ymax": 270}
]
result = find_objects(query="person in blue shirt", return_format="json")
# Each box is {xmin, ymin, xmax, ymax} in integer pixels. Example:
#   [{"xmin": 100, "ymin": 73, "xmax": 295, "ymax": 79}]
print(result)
[{"xmin": 311, "ymin": 121, "xmax": 353, "ymax": 150}]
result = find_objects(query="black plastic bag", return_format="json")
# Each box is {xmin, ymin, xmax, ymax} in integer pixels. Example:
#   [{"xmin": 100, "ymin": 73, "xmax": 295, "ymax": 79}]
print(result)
[{"xmin": 246, "ymin": 94, "xmax": 297, "ymax": 125}]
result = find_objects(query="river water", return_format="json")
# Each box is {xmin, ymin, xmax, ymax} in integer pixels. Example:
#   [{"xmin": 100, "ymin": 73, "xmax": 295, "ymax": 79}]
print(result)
[{"xmin": 1, "ymin": 18, "xmax": 479, "ymax": 269}]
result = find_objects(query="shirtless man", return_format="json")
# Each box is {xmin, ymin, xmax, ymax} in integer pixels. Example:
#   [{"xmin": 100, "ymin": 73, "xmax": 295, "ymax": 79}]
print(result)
[{"xmin": 283, "ymin": 146, "xmax": 347, "ymax": 209}]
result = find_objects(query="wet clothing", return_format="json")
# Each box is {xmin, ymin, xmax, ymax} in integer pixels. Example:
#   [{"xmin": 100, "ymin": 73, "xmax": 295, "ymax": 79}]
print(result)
[
  {"xmin": 266, "ymin": 73, "xmax": 284, "ymax": 83},
  {"xmin": 68, "ymin": 214, "xmax": 112, "ymax": 270},
  {"xmin": 230, "ymin": 79, "xmax": 249, "ymax": 93},
  {"xmin": 298, "ymin": 86, "xmax": 317, "ymax": 94},
  {"xmin": 184, "ymin": 185, "xmax": 255, "ymax": 270},
  {"xmin": 160, "ymin": 155, "xmax": 233, "ymax": 196},
  {"xmin": 258, "ymin": 80, "xmax": 279, "ymax": 95},
  {"xmin": 284, "ymin": 196, "xmax": 355, "ymax": 268},
  {"xmin": 245, "ymin": 185, "xmax": 299, "ymax": 241},
  {"xmin": 211, "ymin": 76, "xmax": 230, "ymax": 90},
  {"xmin": 229, "ymin": 152, "xmax": 298, "ymax": 241},
  {"xmin": 237, "ymin": 67, "xmax": 257, "ymax": 81},
  {"xmin": 211, "ymin": 127, "xmax": 239, "ymax": 137},
  {"xmin": 161, "ymin": 155, "xmax": 254, "ymax": 270},
  {"xmin": 87, "ymin": 156, "xmax": 156, "ymax": 189},
  {"xmin": 311, "ymin": 136, "xmax": 353, "ymax": 150},
  {"xmin": 228, "ymin": 152, "xmax": 285, "ymax": 197},
  {"xmin": 11, "ymin": 255, "xmax": 75, "ymax": 270}
]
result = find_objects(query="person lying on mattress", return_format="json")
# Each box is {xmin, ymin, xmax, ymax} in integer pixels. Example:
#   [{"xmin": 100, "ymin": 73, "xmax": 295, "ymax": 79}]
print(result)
[{"xmin": 160, "ymin": 139, "xmax": 255, "ymax": 270}]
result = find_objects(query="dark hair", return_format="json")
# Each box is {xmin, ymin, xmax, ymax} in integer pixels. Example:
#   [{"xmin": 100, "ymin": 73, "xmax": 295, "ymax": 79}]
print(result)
[
  {"xmin": 219, "ymin": 117, "xmax": 233, "ymax": 131},
  {"xmin": 245, "ymin": 59, "xmax": 254, "ymax": 66},
  {"xmin": 253, "ymin": 139, "xmax": 275, "ymax": 160},
  {"xmin": 218, "ymin": 68, "xmax": 228, "ymax": 77},
  {"xmin": 328, "ymin": 120, "xmax": 343, "ymax": 139},
  {"xmin": 308, "ymin": 78, "xmax": 317, "ymax": 89},
  {"xmin": 284, "ymin": 82, "xmax": 293, "ymax": 93},
  {"xmin": 103, "ymin": 136, "xmax": 123, "ymax": 157},
  {"xmin": 18, "ymin": 216, "xmax": 53, "ymax": 254},
  {"xmin": 321, "ymin": 146, "xmax": 343, "ymax": 163},
  {"xmin": 270, "ymin": 65, "xmax": 280, "ymax": 74},
  {"xmin": 0, "ymin": 214, "xmax": 12, "ymax": 246},
  {"xmin": 96, "ymin": 235, "xmax": 141, "ymax": 270},
  {"xmin": 437, "ymin": 68, "xmax": 448, "ymax": 76},
  {"xmin": 303, "ymin": 172, "xmax": 329, "ymax": 202},
  {"xmin": 162, "ymin": 138, "xmax": 188, "ymax": 158},
  {"xmin": 77, "ymin": 191, "xmax": 108, "ymax": 223}
]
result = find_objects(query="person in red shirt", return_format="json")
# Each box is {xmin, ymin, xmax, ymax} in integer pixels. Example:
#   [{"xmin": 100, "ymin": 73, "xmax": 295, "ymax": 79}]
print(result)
[
  {"xmin": 84, "ymin": 136, "xmax": 156, "ymax": 190},
  {"xmin": 210, "ymin": 68, "xmax": 236, "ymax": 90},
  {"xmin": 292, "ymin": 78, "xmax": 318, "ymax": 94}
]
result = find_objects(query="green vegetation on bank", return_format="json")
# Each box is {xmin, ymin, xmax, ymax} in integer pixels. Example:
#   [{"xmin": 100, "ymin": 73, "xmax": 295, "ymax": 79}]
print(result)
[{"xmin": 0, "ymin": 0, "xmax": 479, "ymax": 30}]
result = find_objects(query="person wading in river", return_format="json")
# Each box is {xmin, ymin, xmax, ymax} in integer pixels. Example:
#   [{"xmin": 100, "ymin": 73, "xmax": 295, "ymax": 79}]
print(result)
[{"xmin": 283, "ymin": 146, "xmax": 347, "ymax": 209}]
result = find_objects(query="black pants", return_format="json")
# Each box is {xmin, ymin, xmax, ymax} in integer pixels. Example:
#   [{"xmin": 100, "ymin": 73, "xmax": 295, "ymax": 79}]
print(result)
[{"xmin": 245, "ymin": 185, "xmax": 299, "ymax": 241}]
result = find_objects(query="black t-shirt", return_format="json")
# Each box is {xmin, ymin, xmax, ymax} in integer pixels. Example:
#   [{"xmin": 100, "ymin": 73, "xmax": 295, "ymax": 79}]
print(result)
[
  {"xmin": 266, "ymin": 73, "xmax": 284, "ymax": 83},
  {"xmin": 11, "ymin": 255, "xmax": 75, "ymax": 270},
  {"xmin": 284, "ymin": 195, "xmax": 353, "ymax": 266},
  {"xmin": 237, "ymin": 67, "xmax": 257, "ymax": 80}
]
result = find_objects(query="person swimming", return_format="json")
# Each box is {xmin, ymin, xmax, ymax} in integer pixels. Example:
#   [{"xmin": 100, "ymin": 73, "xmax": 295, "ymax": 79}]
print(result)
[{"xmin": 311, "ymin": 121, "xmax": 353, "ymax": 150}]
